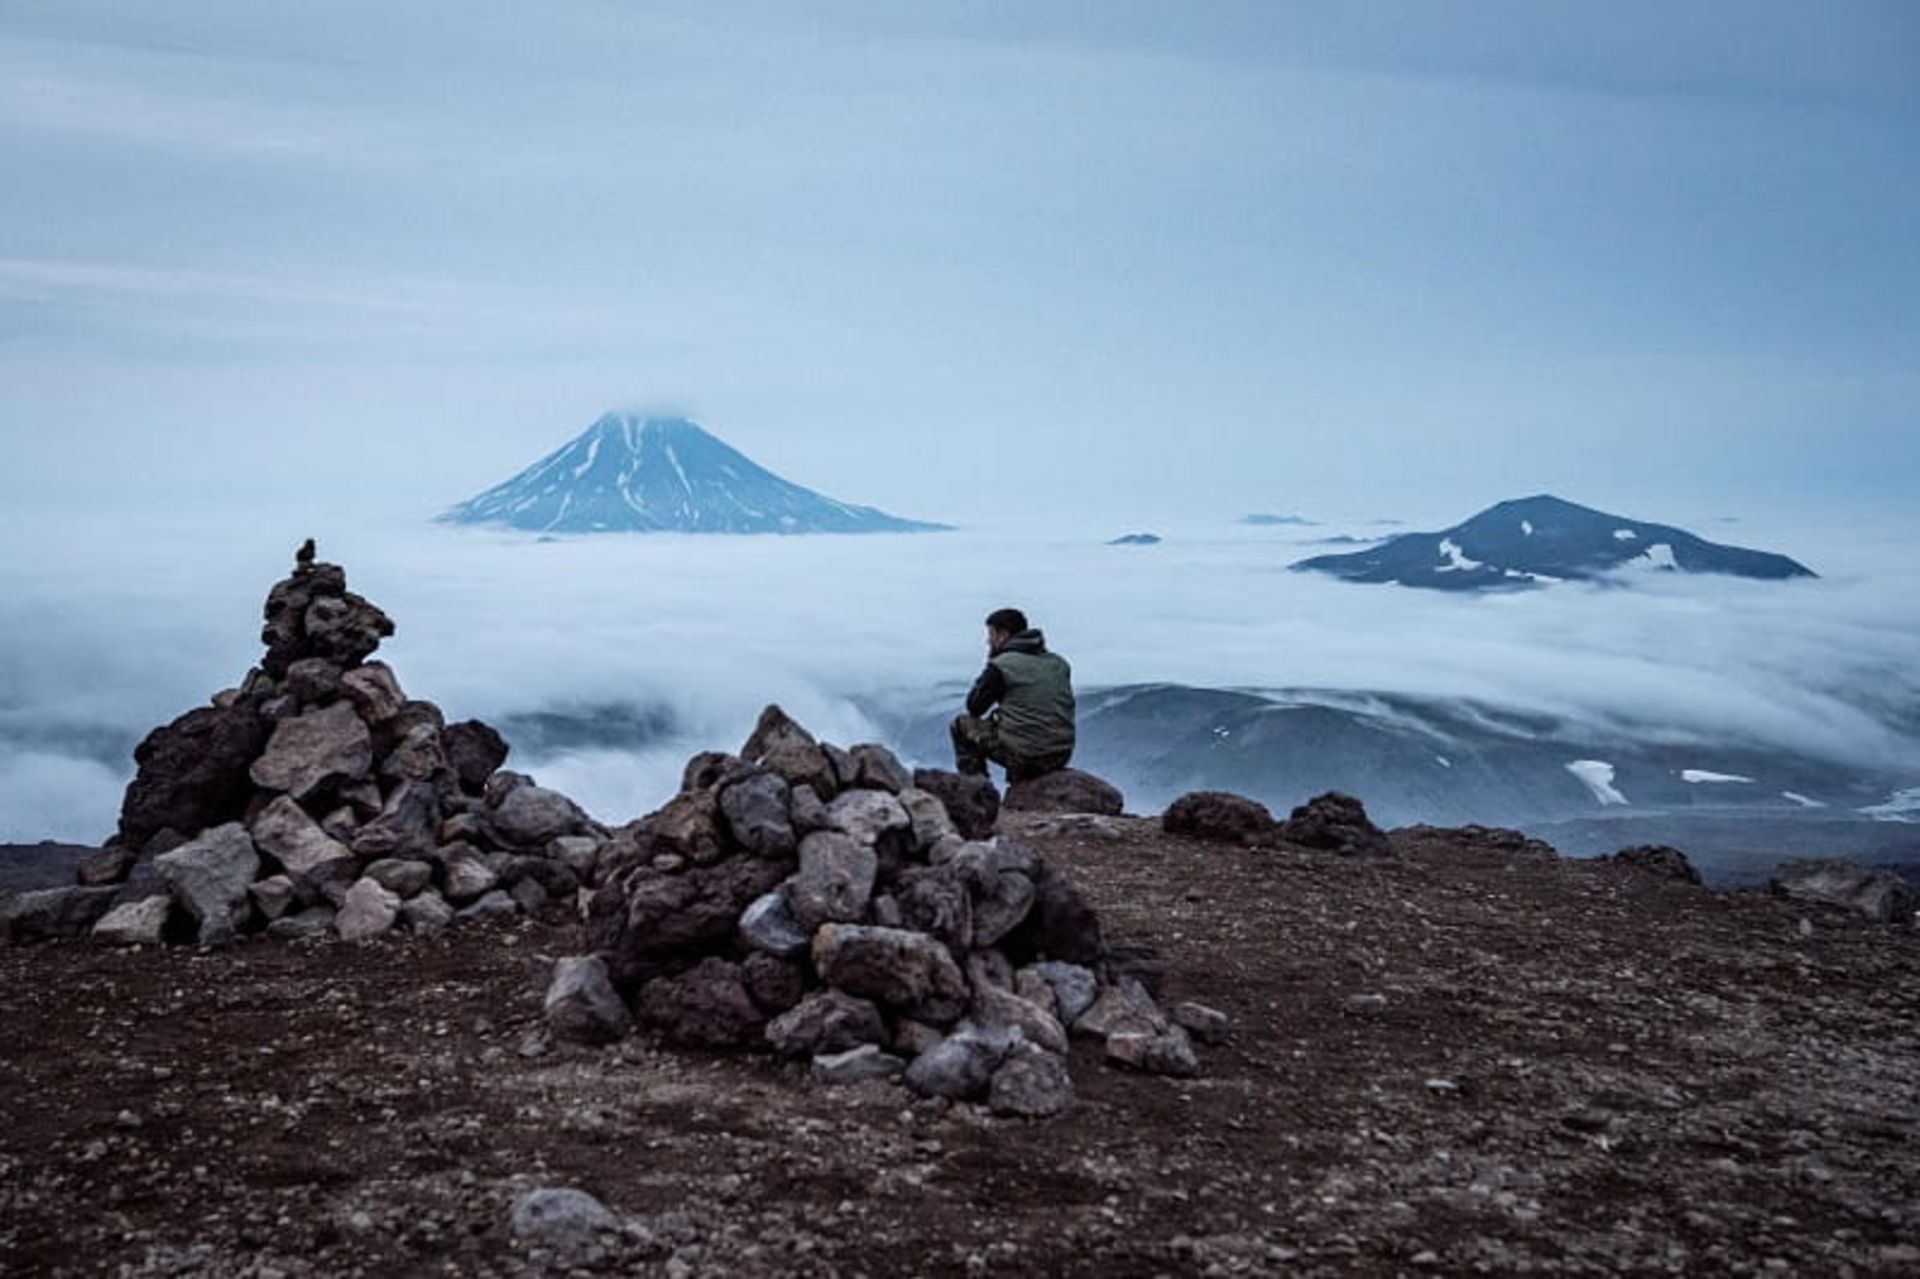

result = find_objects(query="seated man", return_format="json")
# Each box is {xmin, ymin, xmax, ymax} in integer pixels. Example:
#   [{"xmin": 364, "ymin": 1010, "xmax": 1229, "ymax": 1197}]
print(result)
[{"xmin": 951, "ymin": 607, "xmax": 1076, "ymax": 782}]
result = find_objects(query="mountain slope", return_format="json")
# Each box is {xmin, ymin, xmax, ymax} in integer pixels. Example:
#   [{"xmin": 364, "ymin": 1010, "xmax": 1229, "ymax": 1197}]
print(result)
[
  {"xmin": 1290, "ymin": 495, "xmax": 1814, "ymax": 590},
  {"xmin": 441, "ymin": 412, "xmax": 948, "ymax": 534}
]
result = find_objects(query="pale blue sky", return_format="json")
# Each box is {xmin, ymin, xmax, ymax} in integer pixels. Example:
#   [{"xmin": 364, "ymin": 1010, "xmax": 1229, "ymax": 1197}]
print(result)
[{"xmin": 1, "ymin": 1, "xmax": 1914, "ymax": 527}]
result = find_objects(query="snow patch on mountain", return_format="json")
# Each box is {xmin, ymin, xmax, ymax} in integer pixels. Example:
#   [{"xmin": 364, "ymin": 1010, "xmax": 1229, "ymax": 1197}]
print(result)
[
  {"xmin": 1567, "ymin": 759, "xmax": 1629, "ymax": 806},
  {"xmin": 1682, "ymin": 769, "xmax": 1755, "ymax": 784}
]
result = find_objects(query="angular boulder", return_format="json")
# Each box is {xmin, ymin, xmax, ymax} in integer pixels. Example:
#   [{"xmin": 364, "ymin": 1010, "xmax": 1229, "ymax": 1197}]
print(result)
[
  {"xmin": 765, "ymin": 989, "xmax": 887, "ymax": 1057},
  {"xmin": 544, "ymin": 954, "xmax": 632, "ymax": 1045},
  {"xmin": 0, "ymin": 885, "xmax": 121, "ymax": 944},
  {"xmin": 492, "ymin": 783, "xmax": 589, "ymax": 849},
  {"xmin": 249, "ymin": 795, "xmax": 357, "ymax": 891},
  {"xmin": 591, "ymin": 857, "xmax": 787, "ymax": 991},
  {"xmin": 116, "ymin": 702, "xmax": 268, "ymax": 850},
  {"xmin": 91, "ymin": 895, "xmax": 174, "ymax": 946},
  {"xmin": 786, "ymin": 831, "xmax": 878, "ymax": 932},
  {"xmin": 442, "ymin": 719, "xmax": 509, "ymax": 795},
  {"xmin": 718, "ymin": 771, "xmax": 796, "ymax": 858},
  {"xmin": 636, "ymin": 957, "xmax": 765, "ymax": 1048},
  {"xmin": 249, "ymin": 701, "xmax": 373, "ymax": 802},
  {"xmin": 155, "ymin": 823, "xmax": 261, "ymax": 948},
  {"xmin": 334, "ymin": 878, "xmax": 402, "ymax": 942}
]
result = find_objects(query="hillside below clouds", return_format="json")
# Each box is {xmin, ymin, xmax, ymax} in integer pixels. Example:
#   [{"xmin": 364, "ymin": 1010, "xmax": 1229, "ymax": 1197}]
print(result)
[
  {"xmin": 441, "ymin": 413, "xmax": 948, "ymax": 535},
  {"xmin": 1292, "ymin": 495, "xmax": 1816, "ymax": 590}
]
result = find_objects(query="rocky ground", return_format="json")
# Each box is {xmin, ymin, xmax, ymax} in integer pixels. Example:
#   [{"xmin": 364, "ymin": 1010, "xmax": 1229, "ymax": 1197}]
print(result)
[{"xmin": 3, "ymin": 814, "xmax": 1917, "ymax": 1277}]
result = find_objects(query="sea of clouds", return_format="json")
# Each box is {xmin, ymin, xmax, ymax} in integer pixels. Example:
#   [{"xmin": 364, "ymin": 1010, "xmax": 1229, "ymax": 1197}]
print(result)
[{"xmin": 2, "ymin": 505, "xmax": 1917, "ymax": 842}]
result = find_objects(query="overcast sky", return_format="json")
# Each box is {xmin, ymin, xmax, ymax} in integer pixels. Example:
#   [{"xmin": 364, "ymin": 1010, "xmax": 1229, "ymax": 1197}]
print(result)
[{"xmin": 2, "ymin": 1, "xmax": 1915, "ymax": 528}]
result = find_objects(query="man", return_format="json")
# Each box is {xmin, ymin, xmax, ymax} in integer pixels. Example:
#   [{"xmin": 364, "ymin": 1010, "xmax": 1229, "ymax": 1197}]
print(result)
[{"xmin": 951, "ymin": 607, "xmax": 1076, "ymax": 782}]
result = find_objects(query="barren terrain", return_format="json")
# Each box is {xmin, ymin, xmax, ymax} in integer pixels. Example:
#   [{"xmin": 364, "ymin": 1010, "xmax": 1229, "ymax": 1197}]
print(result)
[{"xmin": 3, "ymin": 817, "xmax": 1916, "ymax": 1276}]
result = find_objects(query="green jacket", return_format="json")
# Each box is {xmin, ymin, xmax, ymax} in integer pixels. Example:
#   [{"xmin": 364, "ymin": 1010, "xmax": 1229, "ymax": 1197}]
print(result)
[{"xmin": 967, "ymin": 630, "xmax": 1076, "ymax": 763}]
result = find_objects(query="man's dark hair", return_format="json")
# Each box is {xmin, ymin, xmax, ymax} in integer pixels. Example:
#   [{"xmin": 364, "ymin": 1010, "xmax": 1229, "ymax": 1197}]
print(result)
[{"xmin": 985, "ymin": 607, "xmax": 1028, "ymax": 634}]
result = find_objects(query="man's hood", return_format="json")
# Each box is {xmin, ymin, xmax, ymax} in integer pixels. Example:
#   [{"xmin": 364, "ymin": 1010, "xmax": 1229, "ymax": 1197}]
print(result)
[{"xmin": 1000, "ymin": 628, "xmax": 1048, "ymax": 655}]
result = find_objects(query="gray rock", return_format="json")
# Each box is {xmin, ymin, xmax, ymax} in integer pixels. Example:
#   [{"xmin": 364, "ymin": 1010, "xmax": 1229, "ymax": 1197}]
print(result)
[
  {"xmin": 442, "ymin": 849, "xmax": 500, "ymax": 904},
  {"xmin": 0, "ymin": 886, "xmax": 121, "ymax": 944},
  {"xmin": 966, "ymin": 947, "xmax": 1015, "ymax": 992},
  {"xmin": 544, "ymin": 955, "xmax": 632, "ymax": 1045},
  {"xmin": 869, "ymin": 892, "xmax": 903, "ymax": 928},
  {"xmin": 339, "ymin": 661, "xmax": 405, "ymax": 723},
  {"xmin": 969, "ymin": 869, "xmax": 1036, "ymax": 948},
  {"xmin": 1030, "ymin": 962, "xmax": 1100, "ymax": 1025},
  {"xmin": 492, "ymin": 784, "xmax": 589, "ymax": 848},
  {"xmin": 334, "ymin": 878, "xmax": 402, "ymax": 942},
  {"xmin": 484, "ymin": 769, "xmax": 534, "ymax": 809},
  {"xmin": 765, "ymin": 990, "xmax": 887, "ymax": 1057},
  {"xmin": 248, "ymin": 701, "xmax": 373, "ymax": 801},
  {"xmin": 844, "ymin": 743, "xmax": 911, "ymax": 794},
  {"xmin": 718, "ymin": 771, "xmax": 796, "ymax": 858},
  {"xmin": 897, "ymin": 787, "xmax": 958, "ymax": 851},
  {"xmin": 638, "ymin": 789, "xmax": 728, "ymax": 866},
  {"xmin": 155, "ymin": 823, "xmax": 261, "ymax": 948},
  {"xmin": 364, "ymin": 858, "xmax": 434, "ymax": 899},
  {"xmin": 549, "ymin": 835, "xmax": 602, "ymax": 881},
  {"xmin": 973, "ymin": 983, "xmax": 1069, "ymax": 1054},
  {"xmin": 441, "ymin": 719, "xmax": 509, "ymax": 795},
  {"xmin": 812, "ymin": 924, "xmax": 968, "ymax": 1020},
  {"xmin": 249, "ymin": 795, "xmax": 356, "ymax": 891},
  {"xmin": 509, "ymin": 877, "xmax": 550, "ymax": 916},
  {"xmin": 1172, "ymin": 1000, "xmax": 1231, "ymax": 1044},
  {"xmin": 91, "ymin": 895, "xmax": 172, "ymax": 946},
  {"xmin": 893, "ymin": 866, "xmax": 973, "ymax": 953},
  {"xmin": 1074, "ymin": 977, "xmax": 1170, "ymax": 1039},
  {"xmin": 739, "ymin": 891, "xmax": 811, "ymax": 958},
  {"xmin": 509, "ymin": 1187, "xmax": 619, "ymax": 1253},
  {"xmin": 1015, "ymin": 968, "xmax": 1059, "ymax": 1019},
  {"xmin": 402, "ymin": 888, "xmax": 454, "ymax": 934},
  {"xmin": 786, "ymin": 831, "xmax": 878, "ymax": 931},
  {"xmin": 1107, "ymin": 1025, "xmax": 1200, "ymax": 1076},
  {"xmin": 823, "ymin": 789, "xmax": 912, "ymax": 849},
  {"xmin": 455, "ymin": 889, "xmax": 518, "ymax": 923},
  {"xmin": 266, "ymin": 906, "xmax": 335, "ymax": 940},
  {"xmin": 892, "ymin": 1019, "xmax": 946, "ymax": 1058},
  {"xmin": 1770, "ymin": 858, "xmax": 1916, "ymax": 923},
  {"xmin": 988, "ymin": 1042, "xmax": 1074, "ymax": 1117},
  {"xmin": 789, "ymin": 784, "xmax": 830, "ymax": 835},
  {"xmin": 249, "ymin": 875, "xmax": 297, "ymax": 921},
  {"xmin": 380, "ymin": 723, "xmax": 450, "ymax": 784},
  {"xmin": 77, "ymin": 845, "xmax": 137, "ymax": 888},
  {"xmin": 282, "ymin": 657, "xmax": 344, "ymax": 706},
  {"xmin": 902, "ymin": 1027, "xmax": 1012, "ymax": 1100},
  {"xmin": 811, "ymin": 1044, "xmax": 906, "ymax": 1085}
]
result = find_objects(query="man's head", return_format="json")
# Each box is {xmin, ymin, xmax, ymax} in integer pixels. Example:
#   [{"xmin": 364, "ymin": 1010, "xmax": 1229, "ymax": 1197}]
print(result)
[{"xmin": 984, "ymin": 607, "xmax": 1028, "ymax": 654}]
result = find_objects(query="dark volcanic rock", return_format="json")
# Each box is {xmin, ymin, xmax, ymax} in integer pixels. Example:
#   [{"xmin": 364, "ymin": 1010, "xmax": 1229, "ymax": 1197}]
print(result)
[
  {"xmin": 1601, "ymin": 844, "xmax": 1703, "ymax": 886},
  {"xmin": 1003, "ymin": 863, "xmax": 1105, "ymax": 966},
  {"xmin": 117, "ymin": 703, "xmax": 269, "ymax": 850},
  {"xmin": 591, "ymin": 858, "xmax": 788, "ymax": 991},
  {"xmin": 441, "ymin": 720, "xmax": 509, "ymax": 795},
  {"xmin": 636, "ymin": 957, "xmax": 766, "ymax": 1049},
  {"xmin": 1004, "ymin": 769, "xmax": 1124, "ymax": 817},
  {"xmin": 911, "ymin": 769, "xmax": 1000, "ymax": 840},
  {"xmin": 1281, "ymin": 792, "xmax": 1391, "ymax": 858},
  {"xmin": 1163, "ymin": 791, "xmax": 1276, "ymax": 845},
  {"xmin": 0, "ymin": 885, "xmax": 120, "ymax": 944}
]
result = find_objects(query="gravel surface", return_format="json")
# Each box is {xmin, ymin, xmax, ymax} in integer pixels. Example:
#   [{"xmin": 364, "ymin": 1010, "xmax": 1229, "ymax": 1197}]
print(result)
[{"xmin": 3, "ymin": 816, "xmax": 1916, "ymax": 1276}]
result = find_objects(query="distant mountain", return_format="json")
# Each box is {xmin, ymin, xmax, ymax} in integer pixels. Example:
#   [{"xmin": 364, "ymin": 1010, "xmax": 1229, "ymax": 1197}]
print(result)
[
  {"xmin": 1242, "ymin": 513, "xmax": 1315, "ymax": 526},
  {"xmin": 1109, "ymin": 533, "xmax": 1162, "ymax": 546},
  {"xmin": 441, "ymin": 412, "xmax": 949, "ymax": 535},
  {"xmin": 1290, "ymin": 495, "xmax": 1815, "ymax": 590}
]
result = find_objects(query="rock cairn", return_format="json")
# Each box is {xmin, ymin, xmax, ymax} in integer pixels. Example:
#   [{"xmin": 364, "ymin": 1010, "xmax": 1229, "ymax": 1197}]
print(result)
[
  {"xmin": 27, "ymin": 546, "xmax": 605, "ymax": 947},
  {"xmin": 559, "ymin": 707, "xmax": 1212, "ymax": 1116}
]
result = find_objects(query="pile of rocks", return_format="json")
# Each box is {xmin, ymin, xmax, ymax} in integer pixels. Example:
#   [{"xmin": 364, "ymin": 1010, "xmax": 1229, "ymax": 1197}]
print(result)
[
  {"xmin": 1, "ymin": 546, "xmax": 607, "ymax": 947},
  {"xmin": 553, "ymin": 707, "xmax": 1218, "ymax": 1116}
]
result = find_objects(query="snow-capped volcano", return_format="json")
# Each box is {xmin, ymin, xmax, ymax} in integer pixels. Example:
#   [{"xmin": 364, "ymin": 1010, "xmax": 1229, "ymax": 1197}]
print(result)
[
  {"xmin": 1290, "ymin": 495, "xmax": 1815, "ymax": 590},
  {"xmin": 440, "ymin": 413, "xmax": 948, "ymax": 534}
]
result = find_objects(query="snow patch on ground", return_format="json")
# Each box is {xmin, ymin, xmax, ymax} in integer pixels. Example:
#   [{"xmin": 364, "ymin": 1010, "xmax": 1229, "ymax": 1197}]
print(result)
[
  {"xmin": 1567, "ymin": 759, "xmax": 1629, "ymax": 806},
  {"xmin": 1681, "ymin": 769, "xmax": 1755, "ymax": 784}
]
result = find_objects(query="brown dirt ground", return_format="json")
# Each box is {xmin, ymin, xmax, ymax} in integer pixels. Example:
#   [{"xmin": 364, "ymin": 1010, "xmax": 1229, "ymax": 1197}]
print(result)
[{"xmin": 2, "ymin": 816, "xmax": 1917, "ymax": 1277}]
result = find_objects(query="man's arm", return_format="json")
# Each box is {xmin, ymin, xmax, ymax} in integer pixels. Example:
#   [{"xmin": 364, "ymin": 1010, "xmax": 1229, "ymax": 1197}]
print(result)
[{"xmin": 965, "ymin": 664, "xmax": 1006, "ymax": 718}]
